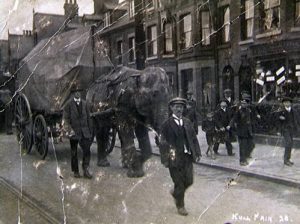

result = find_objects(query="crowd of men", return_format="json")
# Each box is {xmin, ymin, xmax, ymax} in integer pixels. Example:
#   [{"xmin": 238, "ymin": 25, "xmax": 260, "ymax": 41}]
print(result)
[
  {"xmin": 1, "ymin": 85, "xmax": 299, "ymax": 216},
  {"xmin": 201, "ymin": 88, "xmax": 298, "ymax": 167}
]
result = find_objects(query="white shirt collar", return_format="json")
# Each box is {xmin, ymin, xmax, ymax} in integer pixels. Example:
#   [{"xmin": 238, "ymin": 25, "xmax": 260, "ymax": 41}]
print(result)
[
  {"xmin": 285, "ymin": 106, "xmax": 291, "ymax": 112},
  {"xmin": 74, "ymin": 98, "xmax": 81, "ymax": 105},
  {"xmin": 172, "ymin": 114, "xmax": 183, "ymax": 126}
]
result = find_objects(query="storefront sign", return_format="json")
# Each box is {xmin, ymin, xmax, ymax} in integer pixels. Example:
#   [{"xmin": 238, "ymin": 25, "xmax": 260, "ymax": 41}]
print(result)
[{"xmin": 266, "ymin": 76, "xmax": 275, "ymax": 82}]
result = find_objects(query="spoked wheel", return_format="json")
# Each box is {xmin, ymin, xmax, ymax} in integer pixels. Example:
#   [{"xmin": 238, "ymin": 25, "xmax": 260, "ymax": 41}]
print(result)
[
  {"xmin": 105, "ymin": 127, "xmax": 117, "ymax": 155},
  {"xmin": 33, "ymin": 115, "xmax": 48, "ymax": 159},
  {"xmin": 15, "ymin": 93, "xmax": 33, "ymax": 153}
]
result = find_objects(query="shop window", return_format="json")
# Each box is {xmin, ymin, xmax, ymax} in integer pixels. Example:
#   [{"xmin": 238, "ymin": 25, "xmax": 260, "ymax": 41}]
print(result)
[
  {"xmin": 129, "ymin": 37, "xmax": 136, "ymax": 63},
  {"xmin": 241, "ymin": 0, "xmax": 254, "ymax": 40},
  {"xmin": 179, "ymin": 13, "xmax": 192, "ymax": 49},
  {"xmin": 146, "ymin": 0, "xmax": 154, "ymax": 9},
  {"xmin": 147, "ymin": 25, "xmax": 157, "ymax": 57},
  {"xmin": 117, "ymin": 40, "xmax": 123, "ymax": 65},
  {"xmin": 200, "ymin": 10, "xmax": 211, "ymax": 45},
  {"xmin": 163, "ymin": 22, "xmax": 173, "ymax": 54},
  {"xmin": 295, "ymin": 0, "xmax": 300, "ymax": 25},
  {"xmin": 261, "ymin": 0, "xmax": 280, "ymax": 31}
]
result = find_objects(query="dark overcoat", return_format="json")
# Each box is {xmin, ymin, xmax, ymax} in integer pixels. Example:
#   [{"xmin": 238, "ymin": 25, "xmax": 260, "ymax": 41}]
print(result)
[
  {"xmin": 63, "ymin": 99, "xmax": 93, "ymax": 140},
  {"xmin": 159, "ymin": 117, "xmax": 201, "ymax": 167},
  {"xmin": 230, "ymin": 107, "xmax": 252, "ymax": 138}
]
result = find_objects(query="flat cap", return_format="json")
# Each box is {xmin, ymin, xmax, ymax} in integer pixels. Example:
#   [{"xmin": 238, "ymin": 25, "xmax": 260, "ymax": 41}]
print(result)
[
  {"xmin": 224, "ymin": 88, "xmax": 232, "ymax": 93},
  {"xmin": 206, "ymin": 112, "xmax": 214, "ymax": 117},
  {"xmin": 169, "ymin": 97, "xmax": 187, "ymax": 106},
  {"xmin": 281, "ymin": 96, "xmax": 292, "ymax": 103}
]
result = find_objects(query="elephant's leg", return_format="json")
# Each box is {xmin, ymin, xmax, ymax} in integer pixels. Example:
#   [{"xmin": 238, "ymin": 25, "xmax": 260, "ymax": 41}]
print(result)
[
  {"xmin": 119, "ymin": 125, "xmax": 144, "ymax": 178},
  {"xmin": 96, "ymin": 125, "xmax": 111, "ymax": 167},
  {"xmin": 135, "ymin": 123, "xmax": 152, "ymax": 163}
]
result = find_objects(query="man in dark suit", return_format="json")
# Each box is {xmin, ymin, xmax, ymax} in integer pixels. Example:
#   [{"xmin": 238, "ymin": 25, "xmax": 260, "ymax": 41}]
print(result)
[
  {"xmin": 229, "ymin": 99, "xmax": 254, "ymax": 166},
  {"xmin": 213, "ymin": 100, "xmax": 235, "ymax": 156},
  {"xmin": 159, "ymin": 97, "xmax": 201, "ymax": 216},
  {"xmin": 63, "ymin": 89, "xmax": 93, "ymax": 178},
  {"xmin": 278, "ymin": 97, "xmax": 298, "ymax": 166},
  {"xmin": 184, "ymin": 91, "xmax": 198, "ymax": 134}
]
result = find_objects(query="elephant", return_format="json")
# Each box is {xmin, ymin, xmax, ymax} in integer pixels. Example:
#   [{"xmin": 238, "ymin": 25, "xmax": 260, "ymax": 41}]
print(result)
[{"xmin": 86, "ymin": 66, "xmax": 170, "ymax": 177}]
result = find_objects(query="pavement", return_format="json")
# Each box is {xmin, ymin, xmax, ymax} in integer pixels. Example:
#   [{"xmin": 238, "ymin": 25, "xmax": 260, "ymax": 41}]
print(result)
[{"xmin": 148, "ymin": 126, "xmax": 300, "ymax": 188}]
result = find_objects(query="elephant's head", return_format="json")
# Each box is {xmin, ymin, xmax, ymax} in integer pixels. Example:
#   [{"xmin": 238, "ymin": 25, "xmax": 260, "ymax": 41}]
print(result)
[{"xmin": 134, "ymin": 67, "xmax": 171, "ymax": 133}]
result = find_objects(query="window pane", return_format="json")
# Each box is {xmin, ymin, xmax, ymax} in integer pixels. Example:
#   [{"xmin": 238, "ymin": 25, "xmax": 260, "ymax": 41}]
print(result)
[
  {"xmin": 183, "ymin": 14, "xmax": 192, "ymax": 32},
  {"xmin": 246, "ymin": 19, "xmax": 253, "ymax": 37},
  {"xmin": 296, "ymin": 2, "xmax": 300, "ymax": 23},
  {"xmin": 245, "ymin": 0, "xmax": 254, "ymax": 19},
  {"xmin": 185, "ymin": 31, "xmax": 191, "ymax": 48},
  {"xmin": 201, "ymin": 11, "xmax": 209, "ymax": 28},
  {"xmin": 224, "ymin": 7, "xmax": 230, "ymax": 42}
]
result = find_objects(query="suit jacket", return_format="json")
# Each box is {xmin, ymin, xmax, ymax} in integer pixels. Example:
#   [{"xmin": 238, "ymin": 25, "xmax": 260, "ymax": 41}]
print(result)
[
  {"xmin": 159, "ymin": 117, "xmax": 201, "ymax": 167},
  {"xmin": 230, "ymin": 107, "xmax": 252, "ymax": 138},
  {"xmin": 63, "ymin": 99, "xmax": 93, "ymax": 140},
  {"xmin": 214, "ymin": 108, "xmax": 232, "ymax": 129},
  {"xmin": 278, "ymin": 108, "xmax": 298, "ymax": 134}
]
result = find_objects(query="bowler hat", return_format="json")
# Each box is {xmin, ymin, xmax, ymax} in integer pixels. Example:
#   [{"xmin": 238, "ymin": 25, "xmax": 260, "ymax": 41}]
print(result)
[{"xmin": 169, "ymin": 97, "xmax": 187, "ymax": 106}]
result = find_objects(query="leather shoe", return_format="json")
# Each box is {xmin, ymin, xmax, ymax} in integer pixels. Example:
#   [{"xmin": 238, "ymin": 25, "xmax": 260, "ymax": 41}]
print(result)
[
  {"xmin": 97, "ymin": 158, "xmax": 110, "ymax": 167},
  {"xmin": 177, "ymin": 207, "xmax": 188, "ymax": 216},
  {"xmin": 284, "ymin": 161, "xmax": 294, "ymax": 166},
  {"xmin": 73, "ymin": 172, "xmax": 81, "ymax": 178},
  {"xmin": 228, "ymin": 153, "xmax": 235, "ymax": 156},
  {"xmin": 240, "ymin": 161, "xmax": 248, "ymax": 166},
  {"xmin": 214, "ymin": 151, "xmax": 220, "ymax": 155},
  {"xmin": 83, "ymin": 169, "xmax": 93, "ymax": 179}
]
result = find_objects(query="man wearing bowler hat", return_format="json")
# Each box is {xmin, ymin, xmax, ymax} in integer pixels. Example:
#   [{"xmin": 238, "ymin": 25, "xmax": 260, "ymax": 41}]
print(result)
[
  {"xmin": 63, "ymin": 87, "xmax": 93, "ymax": 178},
  {"xmin": 278, "ymin": 96, "xmax": 298, "ymax": 166},
  {"xmin": 159, "ymin": 97, "xmax": 201, "ymax": 216}
]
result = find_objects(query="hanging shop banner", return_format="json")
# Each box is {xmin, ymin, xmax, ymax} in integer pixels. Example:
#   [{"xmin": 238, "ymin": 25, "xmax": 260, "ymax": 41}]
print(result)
[
  {"xmin": 266, "ymin": 76, "xmax": 275, "ymax": 82},
  {"xmin": 276, "ymin": 66, "xmax": 285, "ymax": 76},
  {"xmin": 277, "ymin": 76, "xmax": 286, "ymax": 85},
  {"xmin": 256, "ymin": 79, "xmax": 264, "ymax": 86},
  {"xmin": 296, "ymin": 65, "xmax": 300, "ymax": 70}
]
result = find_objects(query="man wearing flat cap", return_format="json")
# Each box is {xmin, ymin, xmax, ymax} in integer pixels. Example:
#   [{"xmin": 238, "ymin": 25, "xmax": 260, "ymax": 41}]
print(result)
[
  {"xmin": 159, "ymin": 97, "xmax": 201, "ymax": 216},
  {"xmin": 278, "ymin": 97, "xmax": 299, "ymax": 166}
]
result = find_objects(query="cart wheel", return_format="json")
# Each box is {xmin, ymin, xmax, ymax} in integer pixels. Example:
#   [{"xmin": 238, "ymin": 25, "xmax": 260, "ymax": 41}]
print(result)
[
  {"xmin": 106, "ymin": 127, "xmax": 117, "ymax": 155},
  {"xmin": 33, "ymin": 115, "xmax": 48, "ymax": 159},
  {"xmin": 15, "ymin": 93, "xmax": 33, "ymax": 153}
]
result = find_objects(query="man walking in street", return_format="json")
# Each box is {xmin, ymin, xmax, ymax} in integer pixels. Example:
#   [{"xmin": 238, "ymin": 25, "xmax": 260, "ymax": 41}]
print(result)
[
  {"xmin": 63, "ymin": 88, "xmax": 93, "ymax": 179},
  {"xmin": 278, "ymin": 97, "xmax": 298, "ymax": 166},
  {"xmin": 159, "ymin": 97, "xmax": 201, "ymax": 216},
  {"xmin": 184, "ymin": 90, "xmax": 198, "ymax": 134},
  {"xmin": 213, "ymin": 100, "xmax": 235, "ymax": 156}
]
